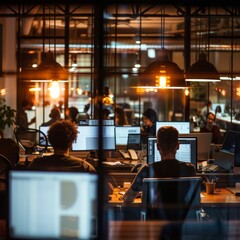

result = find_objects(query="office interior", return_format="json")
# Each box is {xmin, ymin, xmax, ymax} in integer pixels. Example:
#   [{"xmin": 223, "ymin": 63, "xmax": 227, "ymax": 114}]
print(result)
[{"xmin": 2, "ymin": 1, "xmax": 240, "ymax": 239}]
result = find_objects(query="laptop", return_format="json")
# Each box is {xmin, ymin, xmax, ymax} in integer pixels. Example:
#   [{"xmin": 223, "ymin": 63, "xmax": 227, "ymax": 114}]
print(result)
[
  {"xmin": 199, "ymin": 130, "xmax": 239, "ymax": 173},
  {"xmin": 8, "ymin": 170, "xmax": 98, "ymax": 240}
]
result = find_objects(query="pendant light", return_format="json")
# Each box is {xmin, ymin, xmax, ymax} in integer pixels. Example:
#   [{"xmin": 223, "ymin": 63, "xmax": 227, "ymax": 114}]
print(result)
[
  {"xmin": 137, "ymin": 8, "xmax": 186, "ymax": 92},
  {"xmin": 139, "ymin": 48, "xmax": 186, "ymax": 90},
  {"xmin": 29, "ymin": 4, "xmax": 67, "ymax": 82},
  {"xmin": 185, "ymin": 12, "xmax": 220, "ymax": 83}
]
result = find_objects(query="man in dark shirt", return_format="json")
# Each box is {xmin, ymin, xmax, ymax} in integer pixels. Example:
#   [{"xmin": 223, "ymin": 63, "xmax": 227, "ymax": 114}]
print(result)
[
  {"xmin": 28, "ymin": 120, "xmax": 113, "ymax": 195},
  {"xmin": 123, "ymin": 126, "xmax": 196, "ymax": 203},
  {"xmin": 28, "ymin": 120, "xmax": 95, "ymax": 172}
]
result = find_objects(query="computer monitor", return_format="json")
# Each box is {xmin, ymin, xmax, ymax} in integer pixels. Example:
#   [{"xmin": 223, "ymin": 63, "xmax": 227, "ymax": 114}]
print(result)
[
  {"xmin": 115, "ymin": 126, "xmax": 141, "ymax": 145},
  {"xmin": 39, "ymin": 125, "xmax": 51, "ymax": 146},
  {"xmin": 156, "ymin": 121, "xmax": 190, "ymax": 134},
  {"xmin": 147, "ymin": 137, "xmax": 197, "ymax": 169},
  {"xmin": 234, "ymin": 132, "xmax": 240, "ymax": 167},
  {"xmin": 8, "ymin": 170, "xmax": 98, "ymax": 240},
  {"xmin": 72, "ymin": 125, "xmax": 116, "ymax": 151},
  {"xmin": 179, "ymin": 133, "xmax": 212, "ymax": 161}
]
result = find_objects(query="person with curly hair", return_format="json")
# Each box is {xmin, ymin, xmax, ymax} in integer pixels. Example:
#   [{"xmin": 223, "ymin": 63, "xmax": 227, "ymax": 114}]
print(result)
[{"xmin": 28, "ymin": 120, "xmax": 95, "ymax": 172}]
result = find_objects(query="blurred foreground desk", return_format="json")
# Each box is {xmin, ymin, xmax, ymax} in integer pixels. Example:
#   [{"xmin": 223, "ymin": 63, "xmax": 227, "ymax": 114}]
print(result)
[{"xmin": 109, "ymin": 220, "xmax": 240, "ymax": 240}]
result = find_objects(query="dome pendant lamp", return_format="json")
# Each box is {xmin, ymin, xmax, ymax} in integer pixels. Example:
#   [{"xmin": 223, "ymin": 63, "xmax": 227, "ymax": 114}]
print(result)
[
  {"xmin": 185, "ymin": 52, "xmax": 220, "ymax": 82},
  {"xmin": 138, "ymin": 48, "xmax": 187, "ymax": 91}
]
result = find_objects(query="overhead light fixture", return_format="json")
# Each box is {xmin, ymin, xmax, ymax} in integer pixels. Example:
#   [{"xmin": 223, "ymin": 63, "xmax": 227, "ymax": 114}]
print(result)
[
  {"xmin": 185, "ymin": 52, "xmax": 220, "ymax": 82},
  {"xmin": 186, "ymin": 13, "xmax": 220, "ymax": 83},
  {"xmin": 31, "ymin": 51, "xmax": 68, "ymax": 82},
  {"xmin": 24, "ymin": 5, "xmax": 67, "ymax": 83},
  {"xmin": 135, "ymin": 7, "xmax": 186, "ymax": 92},
  {"xmin": 137, "ymin": 48, "xmax": 187, "ymax": 91}
]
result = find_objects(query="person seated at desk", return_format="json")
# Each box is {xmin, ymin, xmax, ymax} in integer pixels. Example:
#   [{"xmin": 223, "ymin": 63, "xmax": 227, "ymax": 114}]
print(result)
[
  {"xmin": 123, "ymin": 126, "xmax": 196, "ymax": 204},
  {"xmin": 200, "ymin": 112, "xmax": 221, "ymax": 144},
  {"xmin": 41, "ymin": 107, "xmax": 61, "ymax": 126},
  {"xmin": 28, "ymin": 120, "xmax": 113, "ymax": 195},
  {"xmin": 141, "ymin": 108, "xmax": 158, "ymax": 136},
  {"xmin": 28, "ymin": 120, "xmax": 95, "ymax": 172}
]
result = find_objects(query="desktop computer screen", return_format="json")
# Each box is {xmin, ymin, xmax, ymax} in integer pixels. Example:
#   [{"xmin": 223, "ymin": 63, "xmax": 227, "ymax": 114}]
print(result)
[
  {"xmin": 39, "ymin": 125, "xmax": 51, "ymax": 146},
  {"xmin": 8, "ymin": 170, "xmax": 98, "ymax": 240},
  {"xmin": 156, "ymin": 121, "xmax": 190, "ymax": 134},
  {"xmin": 115, "ymin": 126, "xmax": 141, "ymax": 145},
  {"xmin": 179, "ymin": 132, "xmax": 212, "ymax": 161},
  {"xmin": 72, "ymin": 125, "xmax": 116, "ymax": 151},
  {"xmin": 147, "ymin": 137, "xmax": 197, "ymax": 169}
]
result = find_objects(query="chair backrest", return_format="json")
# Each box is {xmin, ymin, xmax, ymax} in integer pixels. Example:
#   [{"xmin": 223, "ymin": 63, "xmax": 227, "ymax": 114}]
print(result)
[
  {"xmin": 14, "ymin": 127, "xmax": 48, "ymax": 154},
  {"xmin": 141, "ymin": 177, "xmax": 202, "ymax": 221}
]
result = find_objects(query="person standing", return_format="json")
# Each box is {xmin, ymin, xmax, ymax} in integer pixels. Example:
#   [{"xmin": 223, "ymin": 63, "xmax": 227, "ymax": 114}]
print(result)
[
  {"xmin": 200, "ymin": 100, "xmax": 212, "ymax": 124},
  {"xmin": 16, "ymin": 100, "xmax": 36, "ymax": 129}
]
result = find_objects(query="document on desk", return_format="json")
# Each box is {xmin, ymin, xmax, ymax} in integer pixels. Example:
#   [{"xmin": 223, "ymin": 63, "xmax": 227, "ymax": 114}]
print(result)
[{"xmin": 103, "ymin": 161, "xmax": 123, "ymax": 166}]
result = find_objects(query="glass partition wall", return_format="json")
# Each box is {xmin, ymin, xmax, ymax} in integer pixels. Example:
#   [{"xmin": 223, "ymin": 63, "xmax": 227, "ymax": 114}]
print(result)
[
  {"xmin": 11, "ymin": 3, "xmax": 240, "ymax": 134},
  {"xmin": 1, "ymin": 2, "xmax": 240, "ymax": 239}
]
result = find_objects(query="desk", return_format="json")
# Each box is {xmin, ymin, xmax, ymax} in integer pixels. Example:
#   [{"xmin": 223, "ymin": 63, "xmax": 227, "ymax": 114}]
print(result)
[
  {"xmin": 109, "ymin": 187, "xmax": 240, "ymax": 206},
  {"xmin": 108, "ymin": 187, "xmax": 240, "ymax": 221}
]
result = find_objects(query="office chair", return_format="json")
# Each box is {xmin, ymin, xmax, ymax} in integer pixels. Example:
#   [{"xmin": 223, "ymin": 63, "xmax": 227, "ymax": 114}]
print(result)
[
  {"xmin": 141, "ymin": 177, "xmax": 202, "ymax": 221},
  {"xmin": 14, "ymin": 127, "xmax": 48, "ymax": 155}
]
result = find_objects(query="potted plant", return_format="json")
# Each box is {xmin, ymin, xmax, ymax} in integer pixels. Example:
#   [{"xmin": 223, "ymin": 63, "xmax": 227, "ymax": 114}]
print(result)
[{"xmin": 0, "ymin": 98, "xmax": 16, "ymax": 138}]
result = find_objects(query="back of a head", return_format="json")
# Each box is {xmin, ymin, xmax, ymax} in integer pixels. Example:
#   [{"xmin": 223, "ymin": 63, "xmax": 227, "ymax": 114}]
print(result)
[
  {"xmin": 157, "ymin": 126, "xmax": 179, "ymax": 154},
  {"xmin": 48, "ymin": 120, "xmax": 78, "ymax": 150},
  {"xmin": 143, "ymin": 108, "xmax": 158, "ymax": 123},
  {"xmin": 50, "ymin": 107, "xmax": 61, "ymax": 120},
  {"xmin": 68, "ymin": 107, "xmax": 79, "ymax": 122}
]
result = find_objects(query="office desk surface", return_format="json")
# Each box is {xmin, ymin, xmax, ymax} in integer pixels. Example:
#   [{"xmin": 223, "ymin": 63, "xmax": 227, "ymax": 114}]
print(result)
[{"xmin": 109, "ymin": 187, "xmax": 240, "ymax": 206}]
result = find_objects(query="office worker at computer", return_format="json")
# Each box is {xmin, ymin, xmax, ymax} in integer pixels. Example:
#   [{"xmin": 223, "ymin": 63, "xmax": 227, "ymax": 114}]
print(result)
[
  {"xmin": 141, "ymin": 108, "xmax": 158, "ymax": 136},
  {"xmin": 123, "ymin": 126, "xmax": 196, "ymax": 204},
  {"xmin": 200, "ymin": 112, "xmax": 221, "ymax": 144},
  {"xmin": 28, "ymin": 120, "xmax": 113, "ymax": 195},
  {"xmin": 28, "ymin": 120, "xmax": 95, "ymax": 172}
]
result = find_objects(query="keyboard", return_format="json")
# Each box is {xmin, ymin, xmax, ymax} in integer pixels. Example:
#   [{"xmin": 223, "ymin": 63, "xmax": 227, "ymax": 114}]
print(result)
[{"xmin": 199, "ymin": 164, "xmax": 227, "ymax": 173}]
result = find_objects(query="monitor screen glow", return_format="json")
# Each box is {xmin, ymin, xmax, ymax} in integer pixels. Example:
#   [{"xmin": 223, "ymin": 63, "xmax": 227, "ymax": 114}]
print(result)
[
  {"xmin": 156, "ymin": 121, "xmax": 190, "ymax": 134},
  {"xmin": 147, "ymin": 137, "xmax": 197, "ymax": 169},
  {"xmin": 8, "ymin": 170, "xmax": 98, "ymax": 240},
  {"xmin": 72, "ymin": 125, "xmax": 116, "ymax": 151},
  {"xmin": 39, "ymin": 126, "xmax": 50, "ymax": 146},
  {"xmin": 115, "ymin": 126, "xmax": 141, "ymax": 145}
]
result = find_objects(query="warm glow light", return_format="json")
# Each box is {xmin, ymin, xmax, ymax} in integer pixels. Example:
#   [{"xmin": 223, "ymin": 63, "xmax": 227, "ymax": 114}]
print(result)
[
  {"xmin": 185, "ymin": 88, "xmax": 190, "ymax": 96},
  {"xmin": 49, "ymin": 81, "xmax": 60, "ymax": 99},
  {"xmin": 159, "ymin": 76, "xmax": 167, "ymax": 87},
  {"xmin": 77, "ymin": 88, "xmax": 83, "ymax": 95},
  {"xmin": 0, "ymin": 88, "xmax": 6, "ymax": 96},
  {"xmin": 29, "ymin": 87, "xmax": 41, "ymax": 92}
]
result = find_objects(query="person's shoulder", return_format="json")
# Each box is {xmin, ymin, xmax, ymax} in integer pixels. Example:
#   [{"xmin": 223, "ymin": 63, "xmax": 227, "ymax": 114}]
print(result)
[{"xmin": 68, "ymin": 155, "xmax": 96, "ymax": 172}]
